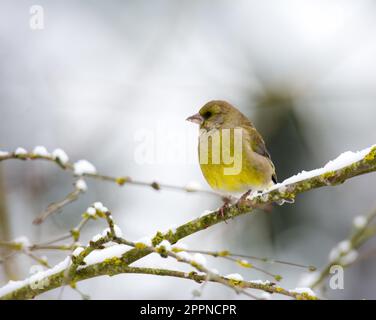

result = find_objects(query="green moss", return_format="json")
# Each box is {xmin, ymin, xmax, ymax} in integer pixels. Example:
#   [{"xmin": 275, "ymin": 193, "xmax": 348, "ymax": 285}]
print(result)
[
  {"xmin": 96, "ymin": 211, "xmax": 106, "ymax": 218},
  {"xmin": 188, "ymin": 271, "xmax": 198, "ymax": 278},
  {"xmin": 71, "ymin": 255, "xmax": 79, "ymax": 264},
  {"xmin": 227, "ymin": 279, "xmax": 243, "ymax": 287},
  {"xmin": 134, "ymin": 242, "xmax": 147, "ymax": 249},
  {"xmin": 218, "ymin": 250, "xmax": 229, "ymax": 257},
  {"xmin": 296, "ymin": 293, "xmax": 318, "ymax": 300},
  {"xmin": 116, "ymin": 176, "xmax": 128, "ymax": 186},
  {"xmin": 282, "ymin": 191, "xmax": 296, "ymax": 202},
  {"xmin": 82, "ymin": 212, "xmax": 90, "ymax": 219},
  {"xmin": 236, "ymin": 260, "xmax": 252, "ymax": 268},
  {"xmin": 12, "ymin": 243, "xmax": 24, "ymax": 250},
  {"xmin": 104, "ymin": 257, "xmax": 122, "ymax": 266},
  {"xmin": 365, "ymin": 147, "xmax": 376, "ymax": 162},
  {"xmin": 152, "ymin": 231, "xmax": 164, "ymax": 246},
  {"xmin": 274, "ymin": 286, "xmax": 284, "ymax": 293},
  {"xmin": 82, "ymin": 212, "xmax": 98, "ymax": 220},
  {"xmin": 165, "ymin": 229, "xmax": 175, "ymax": 239},
  {"xmin": 151, "ymin": 182, "xmax": 160, "ymax": 190},
  {"xmin": 274, "ymin": 275, "xmax": 282, "ymax": 282},
  {"xmin": 156, "ymin": 246, "xmax": 168, "ymax": 258},
  {"xmin": 70, "ymin": 228, "xmax": 80, "ymax": 241},
  {"xmin": 15, "ymin": 154, "xmax": 28, "ymax": 160},
  {"xmin": 322, "ymin": 171, "xmax": 335, "ymax": 179}
]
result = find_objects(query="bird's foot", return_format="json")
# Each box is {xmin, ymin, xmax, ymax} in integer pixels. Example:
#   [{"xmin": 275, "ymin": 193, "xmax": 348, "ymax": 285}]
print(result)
[
  {"xmin": 235, "ymin": 189, "xmax": 254, "ymax": 210},
  {"xmin": 218, "ymin": 200, "xmax": 231, "ymax": 223},
  {"xmin": 239, "ymin": 189, "xmax": 253, "ymax": 202}
]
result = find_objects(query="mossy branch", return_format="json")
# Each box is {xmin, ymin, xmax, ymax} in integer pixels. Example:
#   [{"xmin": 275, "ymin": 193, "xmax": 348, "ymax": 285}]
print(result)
[
  {"xmin": 0, "ymin": 151, "xmax": 217, "ymax": 195},
  {"xmin": 1, "ymin": 146, "xmax": 375, "ymax": 300},
  {"xmin": 311, "ymin": 206, "xmax": 376, "ymax": 289},
  {"xmin": 0, "ymin": 148, "xmax": 219, "ymax": 224},
  {"xmin": 0, "ymin": 210, "xmax": 316, "ymax": 300},
  {"xmin": 110, "ymin": 146, "xmax": 376, "ymax": 266},
  {"xmin": 0, "ymin": 265, "xmax": 314, "ymax": 300}
]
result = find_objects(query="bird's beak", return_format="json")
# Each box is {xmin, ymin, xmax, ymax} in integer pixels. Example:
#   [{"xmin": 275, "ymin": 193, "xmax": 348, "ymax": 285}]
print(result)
[{"xmin": 186, "ymin": 113, "xmax": 204, "ymax": 125}]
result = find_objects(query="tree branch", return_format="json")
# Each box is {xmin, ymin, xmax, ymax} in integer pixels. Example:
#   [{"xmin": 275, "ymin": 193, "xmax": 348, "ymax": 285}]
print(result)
[
  {"xmin": 0, "ymin": 150, "xmax": 217, "ymax": 195},
  {"xmin": 0, "ymin": 148, "xmax": 219, "ymax": 224},
  {"xmin": 1, "ymin": 145, "xmax": 375, "ymax": 300},
  {"xmin": 311, "ymin": 206, "xmax": 376, "ymax": 289},
  {"xmin": 0, "ymin": 264, "xmax": 315, "ymax": 300}
]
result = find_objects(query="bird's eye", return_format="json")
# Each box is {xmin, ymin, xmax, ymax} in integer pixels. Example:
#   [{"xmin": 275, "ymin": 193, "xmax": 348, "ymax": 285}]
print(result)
[{"xmin": 202, "ymin": 111, "xmax": 212, "ymax": 119}]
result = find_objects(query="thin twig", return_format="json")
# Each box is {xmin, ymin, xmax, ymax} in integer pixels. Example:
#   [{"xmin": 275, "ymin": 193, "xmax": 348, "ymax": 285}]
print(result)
[
  {"xmin": 311, "ymin": 206, "xmax": 376, "ymax": 289},
  {"xmin": 0, "ymin": 152, "xmax": 218, "ymax": 195},
  {"xmin": 33, "ymin": 187, "xmax": 83, "ymax": 225},
  {"xmin": 0, "ymin": 151, "xmax": 220, "ymax": 224},
  {"xmin": 2, "ymin": 145, "xmax": 376, "ymax": 299},
  {"xmin": 183, "ymin": 249, "xmax": 316, "ymax": 271}
]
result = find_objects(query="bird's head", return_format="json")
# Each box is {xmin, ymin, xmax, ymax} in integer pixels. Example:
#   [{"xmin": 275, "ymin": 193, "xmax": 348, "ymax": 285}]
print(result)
[{"xmin": 186, "ymin": 100, "xmax": 248, "ymax": 130}]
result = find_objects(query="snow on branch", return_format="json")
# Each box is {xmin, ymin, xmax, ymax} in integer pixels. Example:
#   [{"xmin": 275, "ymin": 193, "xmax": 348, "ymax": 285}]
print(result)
[
  {"xmin": 0, "ymin": 204, "xmax": 317, "ymax": 300},
  {"xmin": 0, "ymin": 146, "xmax": 217, "ymax": 194},
  {"xmin": 0, "ymin": 146, "xmax": 219, "ymax": 224},
  {"xmin": 307, "ymin": 205, "xmax": 376, "ymax": 289},
  {"xmin": 0, "ymin": 144, "xmax": 376, "ymax": 299}
]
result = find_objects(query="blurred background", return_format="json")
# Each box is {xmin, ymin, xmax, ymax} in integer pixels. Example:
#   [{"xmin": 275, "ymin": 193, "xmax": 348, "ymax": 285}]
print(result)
[{"xmin": 1, "ymin": 0, "xmax": 376, "ymax": 299}]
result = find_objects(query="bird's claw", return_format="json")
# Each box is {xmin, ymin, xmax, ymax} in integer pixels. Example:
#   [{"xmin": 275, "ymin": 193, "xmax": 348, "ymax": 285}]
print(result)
[
  {"xmin": 239, "ymin": 189, "xmax": 253, "ymax": 202},
  {"xmin": 218, "ymin": 201, "xmax": 230, "ymax": 223}
]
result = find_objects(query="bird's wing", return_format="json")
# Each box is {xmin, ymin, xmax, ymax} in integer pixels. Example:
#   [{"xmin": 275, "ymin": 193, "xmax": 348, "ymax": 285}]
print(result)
[{"xmin": 248, "ymin": 127, "xmax": 278, "ymax": 183}]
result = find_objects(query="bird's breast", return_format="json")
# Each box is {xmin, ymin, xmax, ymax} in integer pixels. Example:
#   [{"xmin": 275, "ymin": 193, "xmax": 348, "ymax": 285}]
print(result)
[{"xmin": 198, "ymin": 128, "xmax": 273, "ymax": 193}]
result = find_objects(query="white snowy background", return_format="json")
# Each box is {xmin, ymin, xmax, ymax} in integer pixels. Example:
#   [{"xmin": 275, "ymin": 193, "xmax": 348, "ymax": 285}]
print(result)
[{"xmin": 1, "ymin": 0, "xmax": 376, "ymax": 299}]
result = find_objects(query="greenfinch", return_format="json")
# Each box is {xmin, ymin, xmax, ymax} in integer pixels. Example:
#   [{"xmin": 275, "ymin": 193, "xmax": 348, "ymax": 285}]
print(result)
[{"xmin": 187, "ymin": 100, "xmax": 277, "ymax": 197}]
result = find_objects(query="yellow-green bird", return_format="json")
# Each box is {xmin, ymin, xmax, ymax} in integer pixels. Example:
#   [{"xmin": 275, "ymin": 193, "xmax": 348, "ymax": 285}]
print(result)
[{"xmin": 187, "ymin": 100, "xmax": 277, "ymax": 198}]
